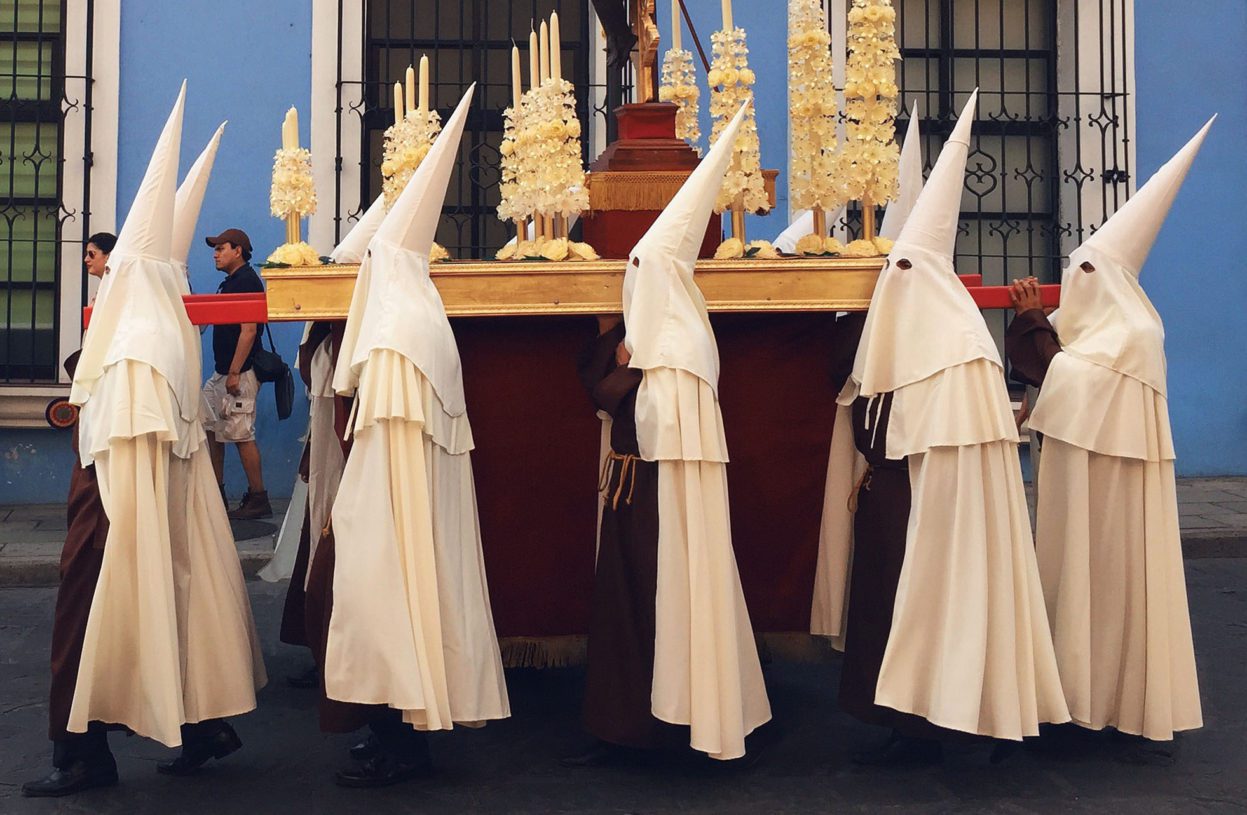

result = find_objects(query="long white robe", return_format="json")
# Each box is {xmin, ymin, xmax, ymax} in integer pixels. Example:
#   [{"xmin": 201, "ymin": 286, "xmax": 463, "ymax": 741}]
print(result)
[
  {"xmin": 1031, "ymin": 353, "xmax": 1201, "ymax": 740},
  {"xmin": 636, "ymin": 367, "xmax": 771, "ymax": 761},
  {"xmin": 325, "ymin": 348, "xmax": 509, "ymax": 730}
]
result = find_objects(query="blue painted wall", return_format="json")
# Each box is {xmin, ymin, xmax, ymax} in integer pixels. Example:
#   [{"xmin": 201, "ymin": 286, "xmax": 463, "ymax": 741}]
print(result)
[
  {"xmin": 1, "ymin": 0, "xmax": 312, "ymax": 503},
  {"xmin": 657, "ymin": 0, "xmax": 790, "ymax": 240},
  {"xmin": 4, "ymin": 1, "xmax": 1245, "ymax": 503},
  {"xmin": 1134, "ymin": 2, "xmax": 1247, "ymax": 475}
]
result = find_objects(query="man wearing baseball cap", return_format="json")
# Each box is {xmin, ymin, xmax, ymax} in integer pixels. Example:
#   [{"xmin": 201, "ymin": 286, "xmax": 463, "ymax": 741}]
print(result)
[{"xmin": 202, "ymin": 228, "xmax": 271, "ymax": 519}]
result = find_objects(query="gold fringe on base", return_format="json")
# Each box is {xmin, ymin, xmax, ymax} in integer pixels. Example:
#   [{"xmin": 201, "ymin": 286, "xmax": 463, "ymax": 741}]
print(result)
[
  {"xmin": 497, "ymin": 632, "xmax": 838, "ymax": 670},
  {"xmin": 499, "ymin": 635, "xmax": 588, "ymax": 669},
  {"xmin": 586, "ymin": 171, "xmax": 694, "ymax": 212}
]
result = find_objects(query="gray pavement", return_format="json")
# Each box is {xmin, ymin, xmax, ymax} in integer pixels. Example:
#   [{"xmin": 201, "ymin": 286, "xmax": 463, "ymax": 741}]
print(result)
[
  {"xmin": 0, "ymin": 561, "xmax": 1245, "ymax": 813},
  {"xmin": 3, "ymin": 479, "xmax": 1247, "ymax": 586}
]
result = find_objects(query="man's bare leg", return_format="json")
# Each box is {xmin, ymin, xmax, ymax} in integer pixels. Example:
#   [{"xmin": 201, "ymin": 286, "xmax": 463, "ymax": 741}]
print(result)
[{"xmin": 236, "ymin": 440, "xmax": 266, "ymax": 493}]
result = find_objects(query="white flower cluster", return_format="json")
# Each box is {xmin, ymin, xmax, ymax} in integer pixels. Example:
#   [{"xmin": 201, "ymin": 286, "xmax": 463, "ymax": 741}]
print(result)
[
  {"xmin": 788, "ymin": 0, "xmax": 841, "ymax": 215},
  {"xmin": 269, "ymin": 147, "xmax": 317, "ymax": 220},
  {"xmin": 499, "ymin": 78, "xmax": 589, "ymax": 223},
  {"xmin": 381, "ymin": 107, "xmax": 443, "ymax": 210},
  {"xmin": 838, "ymin": 0, "xmax": 901, "ymax": 206},
  {"xmin": 709, "ymin": 27, "xmax": 768, "ymax": 216},
  {"xmin": 497, "ymin": 100, "xmax": 528, "ymax": 223},
  {"xmin": 659, "ymin": 47, "xmax": 701, "ymax": 154}
]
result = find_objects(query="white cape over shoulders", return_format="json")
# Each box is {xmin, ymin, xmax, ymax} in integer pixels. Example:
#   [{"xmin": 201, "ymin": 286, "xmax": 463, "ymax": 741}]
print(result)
[{"xmin": 325, "ymin": 348, "xmax": 509, "ymax": 729}]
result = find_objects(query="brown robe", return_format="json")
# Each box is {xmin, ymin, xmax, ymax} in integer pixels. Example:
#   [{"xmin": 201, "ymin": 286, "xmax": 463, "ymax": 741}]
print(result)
[
  {"xmin": 576, "ymin": 322, "xmax": 685, "ymax": 749},
  {"xmin": 1005, "ymin": 308, "xmax": 1062, "ymax": 388},
  {"xmin": 278, "ymin": 323, "xmax": 337, "ymax": 648},
  {"xmin": 830, "ymin": 315, "xmax": 958, "ymax": 741},
  {"xmin": 47, "ymin": 350, "xmax": 110, "ymax": 741}
]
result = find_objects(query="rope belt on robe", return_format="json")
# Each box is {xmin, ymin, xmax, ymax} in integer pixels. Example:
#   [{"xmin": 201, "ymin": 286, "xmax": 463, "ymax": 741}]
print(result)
[{"xmin": 599, "ymin": 450, "xmax": 640, "ymax": 510}]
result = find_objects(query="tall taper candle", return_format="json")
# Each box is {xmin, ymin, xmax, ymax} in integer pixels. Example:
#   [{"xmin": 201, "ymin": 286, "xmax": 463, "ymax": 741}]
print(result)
[
  {"xmin": 281, "ymin": 109, "xmax": 292, "ymax": 150},
  {"xmin": 289, "ymin": 106, "xmax": 299, "ymax": 149},
  {"xmin": 511, "ymin": 45, "xmax": 522, "ymax": 107},
  {"xmin": 550, "ymin": 11, "xmax": 562, "ymax": 81},
  {"xmin": 539, "ymin": 20, "xmax": 550, "ymax": 82},
  {"xmin": 722, "ymin": 0, "xmax": 732, "ymax": 30},
  {"xmin": 419, "ymin": 54, "xmax": 430, "ymax": 112},
  {"xmin": 672, "ymin": 0, "xmax": 682, "ymax": 51},
  {"xmin": 393, "ymin": 81, "xmax": 403, "ymax": 125},
  {"xmin": 405, "ymin": 64, "xmax": 416, "ymax": 114},
  {"xmin": 529, "ymin": 28, "xmax": 539, "ymax": 90}
]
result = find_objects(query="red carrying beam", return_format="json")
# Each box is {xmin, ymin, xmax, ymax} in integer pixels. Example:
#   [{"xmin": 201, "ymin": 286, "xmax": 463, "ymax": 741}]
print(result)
[
  {"xmin": 966, "ymin": 284, "xmax": 1060, "ymax": 310},
  {"xmin": 83, "ymin": 292, "xmax": 269, "ymax": 329}
]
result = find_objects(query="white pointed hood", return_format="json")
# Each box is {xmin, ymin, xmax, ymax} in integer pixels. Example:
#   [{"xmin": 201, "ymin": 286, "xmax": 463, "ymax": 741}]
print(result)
[
  {"xmin": 623, "ymin": 102, "xmax": 749, "ymax": 394},
  {"xmin": 172, "ymin": 121, "xmax": 226, "ymax": 287},
  {"xmin": 333, "ymin": 85, "xmax": 475, "ymax": 417},
  {"xmin": 1052, "ymin": 116, "xmax": 1214, "ymax": 397},
  {"xmin": 851, "ymin": 90, "xmax": 1001, "ymax": 397},
  {"xmin": 329, "ymin": 193, "xmax": 387, "ymax": 264},
  {"xmin": 878, "ymin": 102, "xmax": 923, "ymax": 241},
  {"xmin": 70, "ymin": 82, "xmax": 199, "ymax": 429}
]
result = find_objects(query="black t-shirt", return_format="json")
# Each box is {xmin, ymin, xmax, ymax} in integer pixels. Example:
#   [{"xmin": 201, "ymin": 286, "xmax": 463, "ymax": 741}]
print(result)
[{"xmin": 212, "ymin": 264, "xmax": 265, "ymax": 375}]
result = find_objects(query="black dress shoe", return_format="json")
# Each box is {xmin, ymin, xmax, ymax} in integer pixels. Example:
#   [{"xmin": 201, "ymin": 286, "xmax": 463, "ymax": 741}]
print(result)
[
  {"xmin": 287, "ymin": 664, "xmax": 319, "ymax": 689},
  {"xmin": 157, "ymin": 721, "xmax": 243, "ymax": 776},
  {"xmin": 559, "ymin": 740, "xmax": 624, "ymax": 768},
  {"xmin": 22, "ymin": 759, "xmax": 118, "ymax": 798},
  {"xmin": 349, "ymin": 734, "xmax": 381, "ymax": 762},
  {"xmin": 335, "ymin": 752, "xmax": 431, "ymax": 788},
  {"xmin": 853, "ymin": 732, "xmax": 942, "ymax": 768}
]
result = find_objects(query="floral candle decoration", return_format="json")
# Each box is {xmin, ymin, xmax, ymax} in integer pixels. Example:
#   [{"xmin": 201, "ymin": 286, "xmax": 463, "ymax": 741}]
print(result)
[
  {"xmin": 659, "ymin": 1, "xmax": 701, "ymax": 154},
  {"xmin": 268, "ymin": 105, "xmax": 319, "ymax": 264},
  {"xmin": 838, "ymin": 0, "xmax": 901, "ymax": 239},
  {"xmin": 708, "ymin": 22, "xmax": 768, "ymax": 246},
  {"xmin": 788, "ymin": 0, "xmax": 841, "ymax": 239}
]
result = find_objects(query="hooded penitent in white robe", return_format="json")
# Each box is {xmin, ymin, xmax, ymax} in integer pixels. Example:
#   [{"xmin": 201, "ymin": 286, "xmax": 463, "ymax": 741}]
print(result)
[
  {"xmin": 167, "ymin": 120, "xmax": 266, "ymax": 720},
  {"xmin": 1025, "ymin": 119, "xmax": 1214, "ymax": 740},
  {"xmin": 621, "ymin": 104, "xmax": 771, "ymax": 761},
  {"xmin": 811, "ymin": 104, "xmax": 923, "ymax": 646},
  {"xmin": 326, "ymin": 85, "xmax": 510, "ymax": 731},
  {"xmin": 263, "ymin": 195, "xmax": 385, "ymax": 584},
  {"xmin": 67, "ymin": 85, "xmax": 262, "ymax": 747},
  {"xmin": 811, "ymin": 91, "xmax": 1069, "ymax": 740}
]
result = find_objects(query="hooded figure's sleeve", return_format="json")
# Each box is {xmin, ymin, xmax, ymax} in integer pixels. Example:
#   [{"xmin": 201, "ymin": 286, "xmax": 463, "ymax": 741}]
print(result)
[{"xmin": 1005, "ymin": 309, "xmax": 1062, "ymax": 388}]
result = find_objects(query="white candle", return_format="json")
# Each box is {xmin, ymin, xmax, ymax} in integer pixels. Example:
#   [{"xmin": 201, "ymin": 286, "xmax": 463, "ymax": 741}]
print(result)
[
  {"xmin": 529, "ymin": 28, "xmax": 539, "ymax": 91},
  {"xmin": 405, "ymin": 64, "xmax": 416, "ymax": 115},
  {"xmin": 550, "ymin": 12, "xmax": 562, "ymax": 81},
  {"xmin": 722, "ymin": 0, "xmax": 733, "ymax": 30},
  {"xmin": 539, "ymin": 21, "xmax": 550, "ymax": 83},
  {"xmin": 289, "ymin": 107, "xmax": 299, "ymax": 150},
  {"xmin": 393, "ymin": 81, "xmax": 403, "ymax": 125},
  {"xmin": 419, "ymin": 55, "xmax": 430, "ymax": 112},
  {"xmin": 511, "ymin": 45, "xmax": 522, "ymax": 106},
  {"xmin": 281, "ymin": 110, "xmax": 291, "ymax": 150},
  {"xmin": 672, "ymin": 0, "xmax": 682, "ymax": 51}
]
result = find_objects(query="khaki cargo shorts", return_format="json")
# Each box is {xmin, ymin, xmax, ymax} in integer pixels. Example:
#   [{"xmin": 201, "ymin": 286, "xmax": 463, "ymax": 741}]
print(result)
[{"xmin": 201, "ymin": 369, "xmax": 259, "ymax": 443}]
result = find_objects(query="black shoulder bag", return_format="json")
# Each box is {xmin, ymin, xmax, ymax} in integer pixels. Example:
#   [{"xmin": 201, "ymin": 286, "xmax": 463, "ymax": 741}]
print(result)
[{"xmin": 251, "ymin": 325, "xmax": 294, "ymax": 420}]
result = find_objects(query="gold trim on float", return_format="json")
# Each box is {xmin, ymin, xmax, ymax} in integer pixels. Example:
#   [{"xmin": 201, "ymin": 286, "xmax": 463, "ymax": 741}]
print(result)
[{"xmin": 262, "ymin": 256, "xmax": 885, "ymax": 321}]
